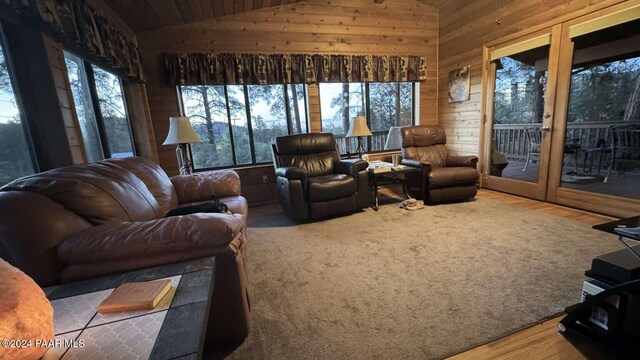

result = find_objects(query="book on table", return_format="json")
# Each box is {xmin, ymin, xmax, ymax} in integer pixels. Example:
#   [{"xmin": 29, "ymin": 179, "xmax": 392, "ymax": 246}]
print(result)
[
  {"xmin": 98, "ymin": 279, "xmax": 172, "ymax": 313},
  {"xmin": 367, "ymin": 160, "xmax": 406, "ymax": 173}
]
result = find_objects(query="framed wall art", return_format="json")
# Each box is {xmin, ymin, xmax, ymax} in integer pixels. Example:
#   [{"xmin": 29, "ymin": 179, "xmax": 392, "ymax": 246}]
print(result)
[{"xmin": 448, "ymin": 65, "xmax": 471, "ymax": 103}]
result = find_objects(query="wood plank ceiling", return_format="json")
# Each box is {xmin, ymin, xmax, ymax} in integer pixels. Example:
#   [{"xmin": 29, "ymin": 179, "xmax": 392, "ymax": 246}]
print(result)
[
  {"xmin": 105, "ymin": 0, "xmax": 301, "ymax": 32},
  {"xmin": 105, "ymin": 0, "xmax": 452, "ymax": 32}
]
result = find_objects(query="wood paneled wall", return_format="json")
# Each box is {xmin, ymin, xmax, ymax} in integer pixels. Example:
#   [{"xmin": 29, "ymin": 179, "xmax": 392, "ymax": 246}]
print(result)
[
  {"xmin": 437, "ymin": 0, "xmax": 628, "ymax": 158},
  {"xmin": 43, "ymin": 37, "xmax": 86, "ymax": 165},
  {"xmin": 138, "ymin": 0, "xmax": 439, "ymax": 205}
]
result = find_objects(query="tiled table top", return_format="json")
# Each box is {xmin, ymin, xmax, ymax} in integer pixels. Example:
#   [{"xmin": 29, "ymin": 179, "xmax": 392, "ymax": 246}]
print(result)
[{"xmin": 42, "ymin": 257, "xmax": 216, "ymax": 360}]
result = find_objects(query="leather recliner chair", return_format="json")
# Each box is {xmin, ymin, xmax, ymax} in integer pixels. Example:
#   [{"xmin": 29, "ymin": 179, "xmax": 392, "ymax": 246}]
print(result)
[
  {"xmin": 0, "ymin": 157, "xmax": 250, "ymax": 343},
  {"xmin": 272, "ymin": 133, "xmax": 369, "ymax": 222},
  {"xmin": 401, "ymin": 125, "xmax": 479, "ymax": 203}
]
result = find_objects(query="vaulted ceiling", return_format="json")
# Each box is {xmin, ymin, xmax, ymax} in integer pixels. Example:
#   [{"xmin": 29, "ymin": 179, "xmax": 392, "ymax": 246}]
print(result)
[
  {"xmin": 105, "ymin": 0, "xmax": 300, "ymax": 32},
  {"xmin": 103, "ymin": 0, "xmax": 449, "ymax": 33}
]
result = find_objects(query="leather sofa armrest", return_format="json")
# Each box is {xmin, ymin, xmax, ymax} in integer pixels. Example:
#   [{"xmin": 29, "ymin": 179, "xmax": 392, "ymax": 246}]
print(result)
[
  {"xmin": 335, "ymin": 159, "xmax": 368, "ymax": 175},
  {"xmin": 446, "ymin": 155, "xmax": 478, "ymax": 168},
  {"xmin": 401, "ymin": 159, "xmax": 432, "ymax": 171},
  {"xmin": 275, "ymin": 166, "xmax": 307, "ymax": 181},
  {"xmin": 171, "ymin": 170, "xmax": 241, "ymax": 204},
  {"xmin": 58, "ymin": 213, "xmax": 245, "ymax": 265}
]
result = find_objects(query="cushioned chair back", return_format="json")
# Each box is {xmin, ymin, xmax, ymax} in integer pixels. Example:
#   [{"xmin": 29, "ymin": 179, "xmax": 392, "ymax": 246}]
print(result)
[
  {"xmin": 401, "ymin": 125, "xmax": 449, "ymax": 168},
  {"xmin": 105, "ymin": 157, "xmax": 178, "ymax": 214},
  {"xmin": 1, "ymin": 159, "xmax": 164, "ymax": 225},
  {"xmin": 274, "ymin": 133, "xmax": 340, "ymax": 177}
]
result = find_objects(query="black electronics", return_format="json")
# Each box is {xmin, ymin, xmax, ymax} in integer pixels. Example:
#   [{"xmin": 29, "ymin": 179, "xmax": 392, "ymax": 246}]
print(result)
[{"xmin": 591, "ymin": 246, "xmax": 640, "ymax": 284}]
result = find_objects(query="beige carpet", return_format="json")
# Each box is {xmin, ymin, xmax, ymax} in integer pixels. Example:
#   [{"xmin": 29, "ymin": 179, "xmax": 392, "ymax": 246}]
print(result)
[{"xmin": 219, "ymin": 198, "xmax": 619, "ymax": 359}]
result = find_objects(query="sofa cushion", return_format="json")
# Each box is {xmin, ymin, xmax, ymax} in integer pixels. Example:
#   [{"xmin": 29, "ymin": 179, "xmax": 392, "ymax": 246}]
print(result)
[
  {"xmin": 0, "ymin": 191, "xmax": 92, "ymax": 286},
  {"xmin": 171, "ymin": 170, "xmax": 241, "ymax": 204},
  {"xmin": 106, "ymin": 157, "xmax": 178, "ymax": 214},
  {"xmin": 2, "ymin": 161, "xmax": 162, "ymax": 224},
  {"xmin": 307, "ymin": 174, "xmax": 356, "ymax": 202},
  {"xmin": 428, "ymin": 167, "xmax": 479, "ymax": 188},
  {"xmin": 58, "ymin": 213, "xmax": 245, "ymax": 265},
  {"xmin": 403, "ymin": 144, "xmax": 448, "ymax": 168}
]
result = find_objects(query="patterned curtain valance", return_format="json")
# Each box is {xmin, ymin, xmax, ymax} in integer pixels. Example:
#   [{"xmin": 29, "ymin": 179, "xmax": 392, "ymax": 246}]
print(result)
[
  {"xmin": 0, "ymin": 0, "xmax": 145, "ymax": 82},
  {"xmin": 164, "ymin": 53, "xmax": 426, "ymax": 86}
]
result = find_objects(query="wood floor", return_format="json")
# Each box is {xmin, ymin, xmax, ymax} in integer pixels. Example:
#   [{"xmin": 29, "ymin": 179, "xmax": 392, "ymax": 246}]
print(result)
[{"xmin": 448, "ymin": 189, "xmax": 617, "ymax": 360}]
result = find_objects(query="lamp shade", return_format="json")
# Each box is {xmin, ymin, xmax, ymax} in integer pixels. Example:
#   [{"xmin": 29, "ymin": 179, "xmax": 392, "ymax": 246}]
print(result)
[
  {"xmin": 384, "ymin": 126, "xmax": 404, "ymax": 150},
  {"xmin": 346, "ymin": 116, "xmax": 373, "ymax": 137},
  {"xmin": 162, "ymin": 116, "xmax": 202, "ymax": 145}
]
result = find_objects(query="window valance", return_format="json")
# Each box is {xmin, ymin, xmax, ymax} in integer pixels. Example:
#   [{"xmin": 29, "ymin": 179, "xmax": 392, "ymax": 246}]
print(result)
[
  {"xmin": 164, "ymin": 53, "xmax": 426, "ymax": 85},
  {"xmin": 0, "ymin": 0, "xmax": 145, "ymax": 82}
]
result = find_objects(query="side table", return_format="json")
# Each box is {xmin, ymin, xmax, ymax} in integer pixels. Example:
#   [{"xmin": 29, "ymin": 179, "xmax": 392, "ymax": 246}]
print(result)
[
  {"xmin": 368, "ymin": 162, "xmax": 421, "ymax": 211},
  {"xmin": 43, "ymin": 257, "xmax": 216, "ymax": 360}
]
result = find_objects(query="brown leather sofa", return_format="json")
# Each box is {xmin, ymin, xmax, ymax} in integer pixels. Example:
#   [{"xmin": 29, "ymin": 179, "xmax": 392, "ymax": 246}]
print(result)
[
  {"xmin": 401, "ymin": 125, "xmax": 479, "ymax": 203},
  {"xmin": 272, "ymin": 133, "xmax": 369, "ymax": 222},
  {"xmin": 0, "ymin": 157, "xmax": 249, "ymax": 343}
]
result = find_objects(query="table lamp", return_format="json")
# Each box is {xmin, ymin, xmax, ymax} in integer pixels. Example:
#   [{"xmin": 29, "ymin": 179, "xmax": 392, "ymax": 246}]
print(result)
[
  {"xmin": 346, "ymin": 115, "xmax": 372, "ymax": 159},
  {"xmin": 384, "ymin": 126, "xmax": 404, "ymax": 150},
  {"xmin": 163, "ymin": 116, "xmax": 202, "ymax": 175}
]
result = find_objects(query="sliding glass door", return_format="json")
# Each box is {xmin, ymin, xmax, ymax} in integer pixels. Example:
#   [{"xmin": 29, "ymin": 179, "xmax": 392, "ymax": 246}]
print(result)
[
  {"xmin": 482, "ymin": 3, "xmax": 640, "ymax": 216},
  {"xmin": 547, "ymin": 4, "xmax": 640, "ymax": 217},
  {"xmin": 483, "ymin": 26, "xmax": 562, "ymax": 200}
]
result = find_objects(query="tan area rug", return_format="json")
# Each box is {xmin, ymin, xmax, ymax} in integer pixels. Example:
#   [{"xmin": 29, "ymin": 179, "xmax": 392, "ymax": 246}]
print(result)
[{"xmin": 220, "ymin": 198, "xmax": 619, "ymax": 359}]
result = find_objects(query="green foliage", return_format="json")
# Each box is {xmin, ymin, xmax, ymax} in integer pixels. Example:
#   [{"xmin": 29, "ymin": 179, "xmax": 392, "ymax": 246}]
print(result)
[
  {"xmin": 493, "ymin": 55, "xmax": 640, "ymax": 125},
  {"xmin": 323, "ymin": 82, "xmax": 414, "ymax": 153},
  {"xmin": 369, "ymin": 83, "xmax": 413, "ymax": 132},
  {"xmin": 182, "ymin": 84, "xmax": 304, "ymax": 169},
  {"xmin": 493, "ymin": 57, "xmax": 546, "ymax": 125},
  {"xmin": 567, "ymin": 58, "xmax": 640, "ymax": 123},
  {"xmin": 63, "ymin": 53, "xmax": 135, "ymax": 160},
  {"xmin": 93, "ymin": 66, "xmax": 134, "ymax": 157}
]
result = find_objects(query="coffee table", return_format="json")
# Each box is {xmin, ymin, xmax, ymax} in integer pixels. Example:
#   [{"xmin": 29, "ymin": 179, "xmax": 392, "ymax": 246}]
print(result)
[
  {"xmin": 42, "ymin": 257, "xmax": 216, "ymax": 360},
  {"xmin": 367, "ymin": 161, "xmax": 421, "ymax": 211}
]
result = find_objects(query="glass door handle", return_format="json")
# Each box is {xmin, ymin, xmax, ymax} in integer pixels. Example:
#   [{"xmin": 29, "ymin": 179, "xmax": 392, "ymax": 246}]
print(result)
[
  {"xmin": 544, "ymin": 112, "xmax": 552, "ymax": 119},
  {"xmin": 541, "ymin": 126, "xmax": 551, "ymax": 132}
]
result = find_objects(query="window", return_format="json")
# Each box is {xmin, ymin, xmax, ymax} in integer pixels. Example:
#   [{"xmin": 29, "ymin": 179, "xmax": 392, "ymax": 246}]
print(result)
[
  {"xmin": 0, "ymin": 38, "xmax": 36, "ymax": 185},
  {"xmin": 179, "ymin": 84, "xmax": 309, "ymax": 170},
  {"xmin": 64, "ymin": 51, "xmax": 135, "ymax": 162},
  {"xmin": 92, "ymin": 66, "xmax": 135, "ymax": 158},
  {"xmin": 320, "ymin": 82, "xmax": 416, "ymax": 154}
]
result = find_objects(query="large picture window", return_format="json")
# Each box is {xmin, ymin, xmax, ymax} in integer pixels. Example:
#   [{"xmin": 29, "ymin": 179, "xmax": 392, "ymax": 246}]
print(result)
[
  {"xmin": 320, "ymin": 82, "xmax": 416, "ymax": 154},
  {"xmin": 64, "ymin": 51, "xmax": 135, "ymax": 162},
  {"xmin": 179, "ymin": 84, "xmax": 308, "ymax": 170},
  {"xmin": 0, "ymin": 38, "xmax": 36, "ymax": 185}
]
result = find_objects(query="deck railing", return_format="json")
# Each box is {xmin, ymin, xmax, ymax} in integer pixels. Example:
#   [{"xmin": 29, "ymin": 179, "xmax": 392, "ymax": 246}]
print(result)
[{"xmin": 493, "ymin": 122, "xmax": 640, "ymax": 164}]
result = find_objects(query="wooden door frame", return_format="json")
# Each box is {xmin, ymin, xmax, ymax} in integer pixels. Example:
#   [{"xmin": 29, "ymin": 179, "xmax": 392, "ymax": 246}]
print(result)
[
  {"xmin": 480, "ymin": 25, "xmax": 562, "ymax": 200},
  {"xmin": 545, "ymin": 0, "xmax": 640, "ymax": 218}
]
